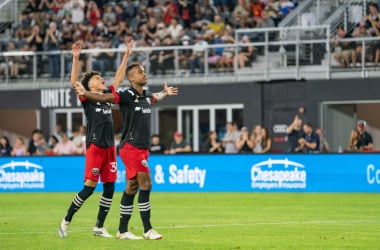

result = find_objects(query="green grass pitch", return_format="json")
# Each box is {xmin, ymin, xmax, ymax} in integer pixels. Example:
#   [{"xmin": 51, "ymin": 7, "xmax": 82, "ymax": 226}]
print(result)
[{"xmin": 0, "ymin": 192, "xmax": 379, "ymax": 249}]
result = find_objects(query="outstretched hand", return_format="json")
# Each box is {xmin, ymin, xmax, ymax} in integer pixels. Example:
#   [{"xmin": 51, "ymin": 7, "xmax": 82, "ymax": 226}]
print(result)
[
  {"xmin": 125, "ymin": 39, "xmax": 134, "ymax": 57},
  {"xmin": 72, "ymin": 41, "xmax": 82, "ymax": 57},
  {"xmin": 73, "ymin": 81, "xmax": 86, "ymax": 96},
  {"xmin": 163, "ymin": 81, "xmax": 179, "ymax": 96}
]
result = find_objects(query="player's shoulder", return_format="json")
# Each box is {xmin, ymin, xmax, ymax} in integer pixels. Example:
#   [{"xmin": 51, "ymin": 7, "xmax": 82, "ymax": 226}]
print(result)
[{"xmin": 117, "ymin": 87, "xmax": 134, "ymax": 95}]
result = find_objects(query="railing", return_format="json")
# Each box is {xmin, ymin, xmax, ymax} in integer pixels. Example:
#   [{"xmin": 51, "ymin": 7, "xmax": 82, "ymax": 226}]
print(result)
[
  {"xmin": 0, "ymin": 0, "xmax": 19, "ymax": 25},
  {"xmin": 1, "ymin": 25, "xmax": 380, "ymax": 90}
]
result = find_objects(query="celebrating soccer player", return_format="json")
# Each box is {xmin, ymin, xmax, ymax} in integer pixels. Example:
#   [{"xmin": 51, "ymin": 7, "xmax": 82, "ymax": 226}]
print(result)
[
  {"xmin": 58, "ymin": 39, "xmax": 133, "ymax": 238},
  {"xmin": 73, "ymin": 64, "xmax": 178, "ymax": 240}
]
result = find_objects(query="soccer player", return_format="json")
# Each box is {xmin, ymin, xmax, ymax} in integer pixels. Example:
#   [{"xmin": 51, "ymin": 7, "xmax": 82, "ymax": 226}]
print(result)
[
  {"xmin": 58, "ymin": 39, "xmax": 133, "ymax": 238},
  {"xmin": 73, "ymin": 64, "xmax": 178, "ymax": 240}
]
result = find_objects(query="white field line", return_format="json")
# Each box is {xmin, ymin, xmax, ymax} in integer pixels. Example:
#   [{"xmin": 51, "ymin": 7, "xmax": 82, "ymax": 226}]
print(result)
[{"xmin": 0, "ymin": 219, "xmax": 379, "ymax": 235}]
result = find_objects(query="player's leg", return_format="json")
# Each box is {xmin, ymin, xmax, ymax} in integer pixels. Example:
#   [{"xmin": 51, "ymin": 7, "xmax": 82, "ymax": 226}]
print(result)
[
  {"xmin": 93, "ymin": 146, "xmax": 118, "ymax": 237},
  {"xmin": 116, "ymin": 179, "xmax": 142, "ymax": 239},
  {"xmin": 59, "ymin": 179, "xmax": 97, "ymax": 238}
]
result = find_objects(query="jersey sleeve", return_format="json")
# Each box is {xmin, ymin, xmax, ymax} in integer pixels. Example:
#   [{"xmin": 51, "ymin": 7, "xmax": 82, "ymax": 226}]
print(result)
[
  {"xmin": 116, "ymin": 88, "xmax": 134, "ymax": 104},
  {"xmin": 108, "ymin": 85, "xmax": 120, "ymax": 104}
]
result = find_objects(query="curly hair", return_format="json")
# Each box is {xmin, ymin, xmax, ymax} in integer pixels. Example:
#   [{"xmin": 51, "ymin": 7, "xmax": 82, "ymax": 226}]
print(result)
[{"xmin": 80, "ymin": 70, "xmax": 100, "ymax": 91}]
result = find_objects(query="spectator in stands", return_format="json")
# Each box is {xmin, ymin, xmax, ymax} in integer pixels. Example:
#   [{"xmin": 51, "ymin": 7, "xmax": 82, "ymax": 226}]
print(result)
[
  {"xmin": 208, "ymin": 14, "xmax": 225, "ymax": 36},
  {"xmin": 298, "ymin": 122, "xmax": 320, "ymax": 153},
  {"xmin": 0, "ymin": 136, "xmax": 12, "ymax": 156},
  {"xmin": 364, "ymin": 2, "xmax": 380, "ymax": 36},
  {"xmin": 44, "ymin": 21, "xmax": 61, "ymax": 79},
  {"xmin": 235, "ymin": 126, "xmax": 254, "ymax": 153},
  {"xmin": 149, "ymin": 134, "xmax": 167, "ymax": 154},
  {"xmin": 143, "ymin": 17, "xmax": 159, "ymax": 45},
  {"xmin": 158, "ymin": 36, "xmax": 175, "ymax": 74},
  {"xmin": 189, "ymin": 34, "xmax": 208, "ymax": 74},
  {"xmin": 15, "ymin": 11, "xmax": 33, "ymax": 40},
  {"xmin": 149, "ymin": 37, "xmax": 162, "ymax": 75},
  {"xmin": 250, "ymin": 0, "xmax": 265, "ymax": 20},
  {"xmin": 196, "ymin": 0, "xmax": 218, "ymax": 23},
  {"xmin": 347, "ymin": 129, "xmax": 360, "ymax": 152},
  {"xmin": 53, "ymin": 124, "xmax": 63, "ymax": 142},
  {"xmin": 351, "ymin": 23, "xmax": 372, "ymax": 67},
  {"xmin": 233, "ymin": 0, "xmax": 250, "ymax": 28},
  {"xmin": 279, "ymin": 0, "xmax": 295, "ymax": 16},
  {"xmin": 286, "ymin": 115, "xmax": 304, "ymax": 153},
  {"xmin": 35, "ymin": 133, "xmax": 48, "ymax": 155},
  {"xmin": 53, "ymin": 133, "xmax": 77, "ymax": 155},
  {"xmin": 11, "ymin": 137, "xmax": 28, "ymax": 156},
  {"xmin": 222, "ymin": 121, "xmax": 240, "ymax": 153},
  {"xmin": 315, "ymin": 127, "xmax": 330, "ymax": 153},
  {"xmin": 90, "ymin": 37, "xmax": 115, "ymax": 76},
  {"xmin": 6, "ymin": 41, "xmax": 20, "ymax": 79},
  {"xmin": 46, "ymin": 135, "xmax": 59, "ymax": 155},
  {"xmin": 259, "ymin": 127, "xmax": 272, "ymax": 153},
  {"xmin": 26, "ymin": 25, "xmax": 44, "ymax": 52},
  {"xmin": 27, "ymin": 129, "xmax": 43, "ymax": 155},
  {"xmin": 86, "ymin": 1, "xmax": 101, "ymax": 28},
  {"xmin": 178, "ymin": 35, "xmax": 193, "ymax": 75},
  {"xmin": 169, "ymin": 131, "xmax": 192, "ymax": 154},
  {"xmin": 265, "ymin": 0, "xmax": 282, "ymax": 24},
  {"xmin": 251, "ymin": 124, "xmax": 263, "ymax": 153},
  {"xmin": 201, "ymin": 130, "xmax": 223, "ymax": 153},
  {"xmin": 238, "ymin": 35, "xmax": 255, "ymax": 68},
  {"xmin": 72, "ymin": 125, "xmax": 86, "ymax": 155},
  {"xmin": 163, "ymin": 0, "xmax": 179, "ymax": 25},
  {"xmin": 356, "ymin": 120, "xmax": 374, "ymax": 151},
  {"xmin": 167, "ymin": 17, "xmax": 184, "ymax": 43},
  {"xmin": 332, "ymin": 26, "xmax": 356, "ymax": 67},
  {"xmin": 178, "ymin": 0, "xmax": 196, "ymax": 29}
]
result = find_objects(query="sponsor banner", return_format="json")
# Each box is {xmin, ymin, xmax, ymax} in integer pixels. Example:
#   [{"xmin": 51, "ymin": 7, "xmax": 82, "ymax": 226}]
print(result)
[{"xmin": 0, "ymin": 154, "xmax": 379, "ymax": 192}]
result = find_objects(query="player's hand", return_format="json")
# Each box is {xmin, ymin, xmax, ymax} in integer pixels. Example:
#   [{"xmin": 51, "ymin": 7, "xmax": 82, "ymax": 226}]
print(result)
[
  {"xmin": 125, "ymin": 39, "xmax": 134, "ymax": 57},
  {"xmin": 163, "ymin": 81, "xmax": 179, "ymax": 96},
  {"xmin": 72, "ymin": 41, "xmax": 82, "ymax": 57},
  {"xmin": 73, "ymin": 81, "xmax": 85, "ymax": 96}
]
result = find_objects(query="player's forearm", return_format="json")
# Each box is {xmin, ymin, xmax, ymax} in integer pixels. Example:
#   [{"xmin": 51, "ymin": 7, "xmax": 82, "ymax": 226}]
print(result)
[
  {"xmin": 153, "ymin": 91, "xmax": 167, "ymax": 102},
  {"xmin": 83, "ymin": 91, "xmax": 116, "ymax": 103},
  {"xmin": 71, "ymin": 56, "xmax": 80, "ymax": 85},
  {"xmin": 111, "ymin": 52, "xmax": 129, "ymax": 88}
]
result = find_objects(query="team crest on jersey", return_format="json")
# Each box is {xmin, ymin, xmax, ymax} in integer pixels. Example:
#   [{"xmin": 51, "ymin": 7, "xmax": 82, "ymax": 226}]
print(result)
[
  {"xmin": 141, "ymin": 160, "xmax": 148, "ymax": 168},
  {"xmin": 146, "ymin": 97, "xmax": 151, "ymax": 105},
  {"xmin": 92, "ymin": 168, "xmax": 99, "ymax": 176}
]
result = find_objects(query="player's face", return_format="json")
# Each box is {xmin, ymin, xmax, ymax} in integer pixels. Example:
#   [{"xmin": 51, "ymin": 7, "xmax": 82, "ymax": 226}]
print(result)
[
  {"xmin": 131, "ymin": 66, "xmax": 147, "ymax": 86},
  {"xmin": 89, "ymin": 74, "xmax": 106, "ymax": 92}
]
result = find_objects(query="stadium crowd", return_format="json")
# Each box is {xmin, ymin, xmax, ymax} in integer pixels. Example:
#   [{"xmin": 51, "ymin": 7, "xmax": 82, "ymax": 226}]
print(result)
[{"xmin": 0, "ymin": 0, "xmax": 299, "ymax": 79}]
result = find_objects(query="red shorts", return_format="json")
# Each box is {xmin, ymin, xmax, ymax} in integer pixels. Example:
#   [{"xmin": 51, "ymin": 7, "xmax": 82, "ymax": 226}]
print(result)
[
  {"xmin": 119, "ymin": 143, "xmax": 150, "ymax": 180},
  {"xmin": 84, "ymin": 144, "xmax": 117, "ymax": 183}
]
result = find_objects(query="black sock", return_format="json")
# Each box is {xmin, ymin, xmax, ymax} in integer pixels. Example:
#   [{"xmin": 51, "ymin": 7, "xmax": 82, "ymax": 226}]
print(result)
[
  {"xmin": 118, "ymin": 191, "xmax": 135, "ymax": 233},
  {"xmin": 138, "ymin": 189, "xmax": 152, "ymax": 233},
  {"xmin": 95, "ymin": 182, "xmax": 114, "ymax": 228},
  {"xmin": 65, "ymin": 185, "xmax": 95, "ymax": 222}
]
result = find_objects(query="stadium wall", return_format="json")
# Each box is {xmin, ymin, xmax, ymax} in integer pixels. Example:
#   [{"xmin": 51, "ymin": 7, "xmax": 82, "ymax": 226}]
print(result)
[{"xmin": 0, "ymin": 154, "xmax": 379, "ymax": 193}]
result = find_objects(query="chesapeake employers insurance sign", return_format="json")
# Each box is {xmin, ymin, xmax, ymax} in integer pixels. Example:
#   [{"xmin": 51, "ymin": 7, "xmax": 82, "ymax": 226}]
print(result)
[{"xmin": 0, "ymin": 154, "xmax": 379, "ymax": 192}]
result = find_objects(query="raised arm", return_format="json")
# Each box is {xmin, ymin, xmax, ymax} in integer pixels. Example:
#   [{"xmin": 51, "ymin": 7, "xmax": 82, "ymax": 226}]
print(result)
[
  {"xmin": 73, "ymin": 81, "xmax": 116, "ymax": 103},
  {"xmin": 111, "ymin": 39, "xmax": 134, "ymax": 89},
  {"xmin": 70, "ymin": 41, "xmax": 82, "ymax": 86},
  {"xmin": 153, "ymin": 81, "xmax": 179, "ymax": 102}
]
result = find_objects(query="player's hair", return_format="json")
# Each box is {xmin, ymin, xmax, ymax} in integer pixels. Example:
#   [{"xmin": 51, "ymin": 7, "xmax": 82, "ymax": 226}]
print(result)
[
  {"xmin": 126, "ymin": 63, "xmax": 141, "ymax": 79},
  {"xmin": 80, "ymin": 70, "xmax": 100, "ymax": 91}
]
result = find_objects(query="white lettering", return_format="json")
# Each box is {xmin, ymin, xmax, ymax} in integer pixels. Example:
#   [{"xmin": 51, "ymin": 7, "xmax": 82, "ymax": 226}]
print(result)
[
  {"xmin": 367, "ymin": 164, "xmax": 380, "ymax": 184},
  {"xmin": 40, "ymin": 88, "xmax": 73, "ymax": 108},
  {"xmin": 273, "ymin": 124, "xmax": 288, "ymax": 134},
  {"xmin": 169, "ymin": 164, "xmax": 206, "ymax": 188}
]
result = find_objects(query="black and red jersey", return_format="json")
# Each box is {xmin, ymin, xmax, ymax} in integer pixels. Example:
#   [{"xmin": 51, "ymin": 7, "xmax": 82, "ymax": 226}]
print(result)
[
  {"xmin": 80, "ymin": 86, "xmax": 115, "ymax": 148},
  {"xmin": 113, "ymin": 87, "xmax": 155, "ymax": 149}
]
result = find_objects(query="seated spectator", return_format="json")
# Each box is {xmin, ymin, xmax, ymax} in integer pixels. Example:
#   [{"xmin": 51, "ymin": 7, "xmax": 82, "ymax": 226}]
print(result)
[
  {"xmin": 167, "ymin": 17, "xmax": 184, "ymax": 43},
  {"xmin": 364, "ymin": 2, "xmax": 380, "ymax": 36},
  {"xmin": 238, "ymin": 35, "xmax": 255, "ymax": 68},
  {"xmin": 315, "ymin": 127, "xmax": 330, "ymax": 153},
  {"xmin": 347, "ymin": 129, "xmax": 360, "ymax": 152},
  {"xmin": 298, "ymin": 122, "xmax": 320, "ymax": 153},
  {"xmin": 45, "ymin": 135, "xmax": 59, "ymax": 155},
  {"xmin": 259, "ymin": 127, "xmax": 272, "ymax": 153},
  {"xmin": 35, "ymin": 133, "xmax": 48, "ymax": 156},
  {"xmin": 232, "ymin": 0, "xmax": 250, "ymax": 28},
  {"xmin": 332, "ymin": 26, "xmax": 356, "ymax": 67},
  {"xmin": 189, "ymin": 34, "xmax": 208, "ymax": 74},
  {"xmin": 44, "ymin": 21, "xmax": 61, "ymax": 79},
  {"xmin": 279, "ymin": 0, "xmax": 295, "ymax": 16},
  {"xmin": 91, "ymin": 37, "xmax": 115, "ymax": 76},
  {"xmin": 0, "ymin": 136, "xmax": 12, "ymax": 156},
  {"xmin": 158, "ymin": 36, "xmax": 175, "ymax": 74},
  {"xmin": 201, "ymin": 130, "xmax": 223, "ymax": 153},
  {"xmin": 351, "ymin": 23, "xmax": 372, "ymax": 67},
  {"xmin": 208, "ymin": 14, "xmax": 225, "ymax": 35},
  {"xmin": 356, "ymin": 120, "xmax": 374, "ymax": 151},
  {"xmin": 27, "ymin": 129, "xmax": 43, "ymax": 155},
  {"xmin": 149, "ymin": 134, "xmax": 167, "ymax": 154},
  {"xmin": 6, "ymin": 41, "xmax": 20, "ymax": 79},
  {"xmin": 11, "ymin": 137, "xmax": 28, "ymax": 156},
  {"xmin": 251, "ymin": 124, "xmax": 263, "ymax": 153},
  {"xmin": 53, "ymin": 133, "xmax": 77, "ymax": 155},
  {"xmin": 178, "ymin": 35, "xmax": 193, "ymax": 75},
  {"xmin": 235, "ymin": 126, "xmax": 254, "ymax": 153},
  {"xmin": 72, "ymin": 125, "xmax": 86, "ymax": 155},
  {"xmin": 169, "ymin": 131, "xmax": 192, "ymax": 154}
]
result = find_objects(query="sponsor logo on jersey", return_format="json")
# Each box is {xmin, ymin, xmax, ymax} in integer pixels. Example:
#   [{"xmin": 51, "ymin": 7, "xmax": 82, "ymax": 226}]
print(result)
[
  {"xmin": 251, "ymin": 158, "xmax": 306, "ymax": 190},
  {"xmin": 141, "ymin": 160, "xmax": 148, "ymax": 168},
  {"xmin": 92, "ymin": 168, "xmax": 99, "ymax": 176},
  {"xmin": 0, "ymin": 161, "xmax": 45, "ymax": 190}
]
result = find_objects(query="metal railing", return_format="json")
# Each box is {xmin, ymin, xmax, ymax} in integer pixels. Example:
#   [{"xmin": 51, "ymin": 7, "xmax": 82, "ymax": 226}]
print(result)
[{"xmin": 1, "ymin": 25, "xmax": 380, "ymax": 90}]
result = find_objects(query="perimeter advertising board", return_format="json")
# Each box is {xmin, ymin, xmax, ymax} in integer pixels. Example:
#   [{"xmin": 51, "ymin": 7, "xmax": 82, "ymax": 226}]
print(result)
[{"xmin": 0, "ymin": 154, "xmax": 378, "ymax": 192}]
